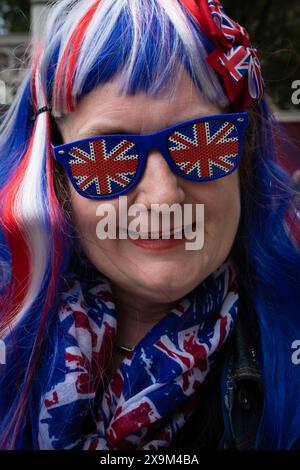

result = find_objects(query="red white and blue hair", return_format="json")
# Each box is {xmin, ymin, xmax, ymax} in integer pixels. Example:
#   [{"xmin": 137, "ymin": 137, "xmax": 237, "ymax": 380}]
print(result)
[{"xmin": 0, "ymin": 0, "xmax": 300, "ymax": 449}]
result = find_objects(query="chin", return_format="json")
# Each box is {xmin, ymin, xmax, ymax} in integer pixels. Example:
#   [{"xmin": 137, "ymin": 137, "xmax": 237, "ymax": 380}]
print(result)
[{"xmin": 127, "ymin": 264, "xmax": 203, "ymax": 303}]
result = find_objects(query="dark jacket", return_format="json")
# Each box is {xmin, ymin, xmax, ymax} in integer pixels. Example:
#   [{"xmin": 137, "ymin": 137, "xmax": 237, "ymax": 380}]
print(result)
[{"xmin": 171, "ymin": 303, "xmax": 263, "ymax": 451}]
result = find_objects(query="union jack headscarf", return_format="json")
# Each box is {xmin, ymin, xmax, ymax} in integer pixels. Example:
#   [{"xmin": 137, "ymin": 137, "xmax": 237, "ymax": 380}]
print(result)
[
  {"xmin": 38, "ymin": 260, "xmax": 238, "ymax": 450},
  {"xmin": 182, "ymin": 0, "xmax": 264, "ymax": 110}
]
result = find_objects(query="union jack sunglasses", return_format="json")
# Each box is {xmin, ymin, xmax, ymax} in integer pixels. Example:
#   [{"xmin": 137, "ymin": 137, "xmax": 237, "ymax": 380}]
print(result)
[{"xmin": 51, "ymin": 112, "xmax": 249, "ymax": 200}]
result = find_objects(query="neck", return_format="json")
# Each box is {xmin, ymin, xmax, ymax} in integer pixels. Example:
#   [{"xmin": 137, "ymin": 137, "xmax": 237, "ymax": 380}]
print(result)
[{"xmin": 111, "ymin": 284, "xmax": 177, "ymax": 349}]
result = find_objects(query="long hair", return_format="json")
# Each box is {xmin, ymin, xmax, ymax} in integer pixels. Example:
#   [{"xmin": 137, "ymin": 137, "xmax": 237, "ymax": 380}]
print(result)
[{"xmin": 0, "ymin": 0, "xmax": 299, "ymax": 449}]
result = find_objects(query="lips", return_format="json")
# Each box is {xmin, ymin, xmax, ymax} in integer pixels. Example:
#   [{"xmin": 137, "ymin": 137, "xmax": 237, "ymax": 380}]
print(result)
[
  {"xmin": 127, "ymin": 222, "xmax": 196, "ymax": 239},
  {"xmin": 127, "ymin": 228, "xmax": 182, "ymax": 239}
]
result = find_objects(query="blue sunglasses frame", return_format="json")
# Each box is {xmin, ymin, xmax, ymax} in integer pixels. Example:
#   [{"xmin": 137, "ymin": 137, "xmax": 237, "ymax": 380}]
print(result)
[{"xmin": 51, "ymin": 111, "xmax": 249, "ymax": 200}]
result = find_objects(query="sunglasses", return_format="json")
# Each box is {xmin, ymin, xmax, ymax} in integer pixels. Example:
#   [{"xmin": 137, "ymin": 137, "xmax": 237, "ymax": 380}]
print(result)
[{"xmin": 51, "ymin": 112, "xmax": 249, "ymax": 200}]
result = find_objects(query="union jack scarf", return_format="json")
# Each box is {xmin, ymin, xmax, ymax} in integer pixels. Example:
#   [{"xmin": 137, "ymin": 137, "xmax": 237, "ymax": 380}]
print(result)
[{"xmin": 38, "ymin": 260, "xmax": 238, "ymax": 450}]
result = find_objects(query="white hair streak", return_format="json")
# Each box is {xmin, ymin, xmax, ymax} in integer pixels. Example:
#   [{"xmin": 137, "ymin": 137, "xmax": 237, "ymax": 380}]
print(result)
[
  {"xmin": 5, "ymin": 66, "xmax": 51, "ymax": 336},
  {"xmin": 44, "ymin": 0, "xmax": 80, "ymax": 40}
]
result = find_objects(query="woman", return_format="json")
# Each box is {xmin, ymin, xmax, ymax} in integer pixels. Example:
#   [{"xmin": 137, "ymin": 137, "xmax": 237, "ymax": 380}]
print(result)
[{"xmin": 0, "ymin": 0, "xmax": 300, "ymax": 450}]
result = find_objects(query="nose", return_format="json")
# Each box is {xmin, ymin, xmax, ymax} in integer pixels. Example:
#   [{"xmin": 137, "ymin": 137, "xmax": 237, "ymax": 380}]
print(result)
[{"xmin": 133, "ymin": 150, "xmax": 185, "ymax": 208}]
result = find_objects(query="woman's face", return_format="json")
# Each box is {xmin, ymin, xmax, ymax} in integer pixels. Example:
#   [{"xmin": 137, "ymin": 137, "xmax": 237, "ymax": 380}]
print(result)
[{"xmin": 57, "ymin": 71, "xmax": 241, "ymax": 305}]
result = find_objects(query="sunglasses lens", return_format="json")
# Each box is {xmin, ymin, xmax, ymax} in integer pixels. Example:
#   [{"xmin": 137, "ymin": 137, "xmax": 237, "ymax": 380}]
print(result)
[
  {"xmin": 68, "ymin": 138, "xmax": 140, "ymax": 197},
  {"xmin": 168, "ymin": 119, "xmax": 239, "ymax": 180}
]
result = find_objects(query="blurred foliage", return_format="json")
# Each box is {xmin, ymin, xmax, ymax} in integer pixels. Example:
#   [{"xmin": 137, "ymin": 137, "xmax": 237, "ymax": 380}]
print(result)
[
  {"xmin": 223, "ymin": 0, "xmax": 300, "ymax": 109},
  {"xmin": 0, "ymin": 0, "xmax": 299, "ymax": 108},
  {"xmin": 0, "ymin": 0, "xmax": 30, "ymax": 34}
]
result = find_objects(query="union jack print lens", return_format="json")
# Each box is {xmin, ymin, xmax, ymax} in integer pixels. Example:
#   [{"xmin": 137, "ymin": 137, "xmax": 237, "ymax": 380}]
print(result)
[
  {"xmin": 168, "ymin": 119, "xmax": 239, "ymax": 180},
  {"xmin": 66, "ymin": 138, "xmax": 139, "ymax": 197},
  {"xmin": 51, "ymin": 112, "xmax": 249, "ymax": 200}
]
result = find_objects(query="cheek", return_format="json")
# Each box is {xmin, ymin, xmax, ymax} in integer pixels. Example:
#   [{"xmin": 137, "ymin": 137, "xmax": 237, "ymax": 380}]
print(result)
[
  {"xmin": 186, "ymin": 172, "xmax": 241, "ymax": 242},
  {"xmin": 68, "ymin": 184, "xmax": 117, "ymax": 241},
  {"xmin": 70, "ymin": 195, "xmax": 97, "ymax": 237}
]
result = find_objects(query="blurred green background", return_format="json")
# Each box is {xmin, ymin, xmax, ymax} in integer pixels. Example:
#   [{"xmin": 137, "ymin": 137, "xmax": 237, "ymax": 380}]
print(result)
[
  {"xmin": 223, "ymin": 0, "xmax": 300, "ymax": 110},
  {"xmin": 0, "ymin": 0, "xmax": 29, "ymax": 33},
  {"xmin": 0, "ymin": 0, "xmax": 300, "ymax": 110}
]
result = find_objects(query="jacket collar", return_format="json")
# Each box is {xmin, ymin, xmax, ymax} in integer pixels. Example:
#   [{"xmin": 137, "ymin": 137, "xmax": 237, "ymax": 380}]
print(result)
[
  {"xmin": 220, "ymin": 296, "xmax": 263, "ymax": 450},
  {"xmin": 231, "ymin": 303, "xmax": 262, "ymax": 382}
]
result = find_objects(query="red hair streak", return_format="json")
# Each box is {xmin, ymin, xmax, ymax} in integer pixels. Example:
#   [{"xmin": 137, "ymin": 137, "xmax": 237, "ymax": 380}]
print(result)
[{"xmin": 55, "ymin": 0, "xmax": 102, "ymax": 112}]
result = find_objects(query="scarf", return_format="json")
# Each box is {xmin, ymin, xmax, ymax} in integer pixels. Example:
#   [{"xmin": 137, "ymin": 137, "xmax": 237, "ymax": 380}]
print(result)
[{"xmin": 38, "ymin": 260, "xmax": 238, "ymax": 450}]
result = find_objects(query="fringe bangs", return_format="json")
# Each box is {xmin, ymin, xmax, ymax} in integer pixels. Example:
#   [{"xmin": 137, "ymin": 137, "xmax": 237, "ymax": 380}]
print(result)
[{"xmin": 39, "ymin": 0, "xmax": 229, "ymax": 116}]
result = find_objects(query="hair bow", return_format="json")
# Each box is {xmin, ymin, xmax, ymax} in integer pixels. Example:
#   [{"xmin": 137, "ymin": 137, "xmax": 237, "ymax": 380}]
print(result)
[{"xmin": 182, "ymin": 0, "xmax": 264, "ymax": 110}]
